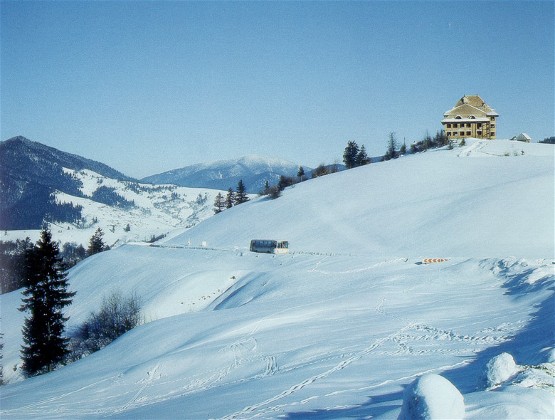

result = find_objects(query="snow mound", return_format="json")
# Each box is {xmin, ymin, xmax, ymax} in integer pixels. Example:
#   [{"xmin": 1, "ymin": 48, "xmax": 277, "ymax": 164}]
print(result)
[
  {"xmin": 485, "ymin": 352, "xmax": 518, "ymax": 389},
  {"xmin": 399, "ymin": 374, "xmax": 464, "ymax": 420}
]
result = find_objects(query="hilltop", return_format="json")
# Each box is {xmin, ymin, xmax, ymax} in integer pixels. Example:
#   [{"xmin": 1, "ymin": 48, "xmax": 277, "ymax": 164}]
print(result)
[
  {"xmin": 0, "ymin": 140, "xmax": 553, "ymax": 419},
  {"xmin": 163, "ymin": 139, "xmax": 553, "ymax": 258}
]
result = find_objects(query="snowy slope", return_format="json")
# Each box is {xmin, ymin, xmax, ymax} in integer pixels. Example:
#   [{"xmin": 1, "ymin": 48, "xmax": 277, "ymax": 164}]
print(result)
[
  {"xmin": 163, "ymin": 140, "xmax": 554, "ymax": 259},
  {"xmin": 2, "ymin": 168, "xmax": 224, "ymax": 248},
  {"xmin": 1, "ymin": 140, "xmax": 553, "ymax": 419},
  {"xmin": 141, "ymin": 155, "xmax": 304, "ymax": 193}
]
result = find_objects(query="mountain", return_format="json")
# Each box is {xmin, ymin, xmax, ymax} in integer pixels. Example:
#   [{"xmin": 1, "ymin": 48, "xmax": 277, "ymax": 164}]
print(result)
[
  {"xmin": 142, "ymin": 155, "xmax": 306, "ymax": 193},
  {"xmin": 0, "ymin": 136, "xmax": 223, "ymax": 244},
  {"xmin": 0, "ymin": 136, "xmax": 133, "ymax": 229},
  {"xmin": 1, "ymin": 140, "xmax": 553, "ymax": 418}
]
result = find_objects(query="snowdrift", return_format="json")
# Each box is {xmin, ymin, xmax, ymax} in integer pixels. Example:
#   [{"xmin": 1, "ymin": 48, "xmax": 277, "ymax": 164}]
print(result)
[{"xmin": 1, "ymin": 140, "xmax": 553, "ymax": 419}]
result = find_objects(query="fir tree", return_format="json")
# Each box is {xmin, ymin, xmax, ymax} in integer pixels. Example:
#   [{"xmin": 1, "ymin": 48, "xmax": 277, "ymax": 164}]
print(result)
[
  {"xmin": 343, "ymin": 141, "xmax": 360, "ymax": 169},
  {"xmin": 297, "ymin": 166, "xmax": 305, "ymax": 181},
  {"xmin": 235, "ymin": 180, "xmax": 249, "ymax": 205},
  {"xmin": 19, "ymin": 229, "xmax": 75, "ymax": 377},
  {"xmin": 87, "ymin": 228, "xmax": 106, "ymax": 256},
  {"xmin": 385, "ymin": 132, "xmax": 398, "ymax": 160},
  {"xmin": 213, "ymin": 192, "xmax": 225, "ymax": 214},
  {"xmin": 356, "ymin": 145, "xmax": 370, "ymax": 166},
  {"xmin": 225, "ymin": 188, "xmax": 235, "ymax": 209},
  {"xmin": 423, "ymin": 131, "xmax": 432, "ymax": 150},
  {"xmin": 434, "ymin": 130, "xmax": 448, "ymax": 147}
]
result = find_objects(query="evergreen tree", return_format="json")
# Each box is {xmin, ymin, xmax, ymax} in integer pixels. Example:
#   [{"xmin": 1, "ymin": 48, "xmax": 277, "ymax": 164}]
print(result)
[
  {"xmin": 343, "ymin": 141, "xmax": 360, "ymax": 169},
  {"xmin": 297, "ymin": 166, "xmax": 305, "ymax": 181},
  {"xmin": 87, "ymin": 228, "xmax": 106, "ymax": 256},
  {"xmin": 434, "ymin": 130, "xmax": 448, "ymax": 147},
  {"xmin": 19, "ymin": 229, "xmax": 75, "ymax": 377},
  {"xmin": 235, "ymin": 180, "xmax": 249, "ymax": 205},
  {"xmin": 213, "ymin": 192, "xmax": 225, "ymax": 214},
  {"xmin": 225, "ymin": 188, "xmax": 235, "ymax": 209},
  {"xmin": 423, "ymin": 131, "xmax": 432, "ymax": 150},
  {"xmin": 356, "ymin": 145, "xmax": 370, "ymax": 166},
  {"xmin": 385, "ymin": 132, "xmax": 398, "ymax": 160}
]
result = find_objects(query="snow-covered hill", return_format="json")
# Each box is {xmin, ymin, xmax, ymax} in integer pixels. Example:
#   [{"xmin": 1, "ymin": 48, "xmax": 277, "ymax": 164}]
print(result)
[
  {"xmin": 1, "ymin": 137, "xmax": 227, "ymax": 247},
  {"xmin": 1, "ymin": 140, "xmax": 553, "ymax": 419},
  {"xmin": 0, "ymin": 136, "xmax": 134, "ymax": 230},
  {"xmin": 162, "ymin": 139, "xmax": 554, "ymax": 259},
  {"xmin": 141, "ymin": 155, "xmax": 305, "ymax": 193},
  {"xmin": 2, "ymin": 167, "xmax": 224, "ymax": 248}
]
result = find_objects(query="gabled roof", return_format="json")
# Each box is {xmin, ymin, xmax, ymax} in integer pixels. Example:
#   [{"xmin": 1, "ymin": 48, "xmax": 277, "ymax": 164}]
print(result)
[
  {"xmin": 511, "ymin": 133, "xmax": 532, "ymax": 141},
  {"xmin": 444, "ymin": 95, "xmax": 498, "ymax": 118}
]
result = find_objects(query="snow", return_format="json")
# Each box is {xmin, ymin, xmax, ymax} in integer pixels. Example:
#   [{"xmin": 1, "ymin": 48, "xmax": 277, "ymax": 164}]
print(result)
[
  {"xmin": 484, "ymin": 352, "xmax": 518, "ymax": 389},
  {"xmin": 2, "ymin": 168, "xmax": 224, "ymax": 248},
  {"xmin": 0, "ymin": 140, "xmax": 553, "ymax": 419},
  {"xmin": 399, "ymin": 374, "xmax": 464, "ymax": 420}
]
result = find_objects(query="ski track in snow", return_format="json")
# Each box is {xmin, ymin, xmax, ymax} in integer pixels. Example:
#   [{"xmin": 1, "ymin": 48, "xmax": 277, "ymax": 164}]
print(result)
[
  {"xmin": 219, "ymin": 322, "xmax": 419, "ymax": 420},
  {"xmin": 217, "ymin": 316, "xmax": 520, "ymax": 419}
]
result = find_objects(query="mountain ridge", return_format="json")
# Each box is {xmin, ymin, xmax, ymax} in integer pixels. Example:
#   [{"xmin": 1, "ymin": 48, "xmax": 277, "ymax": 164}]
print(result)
[
  {"xmin": 0, "ymin": 136, "xmax": 221, "ymax": 238},
  {"xmin": 141, "ymin": 154, "xmax": 307, "ymax": 193}
]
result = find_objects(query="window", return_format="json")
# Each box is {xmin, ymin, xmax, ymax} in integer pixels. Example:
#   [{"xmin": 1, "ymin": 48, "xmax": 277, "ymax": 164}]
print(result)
[
  {"xmin": 466, "ymin": 131, "xmax": 471, "ymax": 136},
  {"xmin": 491, "ymin": 124, "xmax": 495, "ymax": 128},
  {"xmin": 466, "ymin": 123, "xmax": 471, "ymax": 128},
  {"xmin": 447, "ymin": 123, "xmax": 451, "ymax": 128},
  {"xmin": 477, "ymin": 123, "xmax": 482, "ymax": 128}
]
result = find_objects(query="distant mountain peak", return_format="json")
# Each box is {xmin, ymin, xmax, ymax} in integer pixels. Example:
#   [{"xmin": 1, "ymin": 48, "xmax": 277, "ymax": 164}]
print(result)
[
  {"xmin": 6, "ymin": 135, "xmax": 32, "ymax": 143},
  {"xmin": 142, "ymin": 155, "xmax": 307, "ymax": 193}
]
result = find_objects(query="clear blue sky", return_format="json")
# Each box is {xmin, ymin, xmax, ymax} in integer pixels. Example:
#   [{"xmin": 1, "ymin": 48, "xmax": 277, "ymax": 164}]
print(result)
[{"xmin": 1, "ymin": 0, "xmax": 553, "ymax": 178}]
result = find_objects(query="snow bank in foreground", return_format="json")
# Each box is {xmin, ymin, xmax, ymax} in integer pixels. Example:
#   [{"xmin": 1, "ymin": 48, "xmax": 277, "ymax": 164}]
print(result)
[
  {"xmin": 484, "ymin": 352, "xmax": 518, "ymax": 389},
  {"xmin": 399, "ymin": 374, "xmax": 464, "ymax": 420}
]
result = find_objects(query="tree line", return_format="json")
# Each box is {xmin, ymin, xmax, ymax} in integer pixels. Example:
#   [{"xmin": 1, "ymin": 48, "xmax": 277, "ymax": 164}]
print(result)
[
  {"xmin": 215, "ymin": 130, "xmax": 450, "ymax": 207},
  {"xmin": 1, "ymin": 228, "xmax": 109, "ymax": 294},
  {"xmin": 213, "ymin": 179, "xmax": 250, "ymax": 214}
]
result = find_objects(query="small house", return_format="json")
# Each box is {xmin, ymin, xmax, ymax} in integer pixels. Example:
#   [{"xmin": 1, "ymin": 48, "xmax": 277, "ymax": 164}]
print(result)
[{"xmin": 511, "ymin": 133, "xmax": 532, "ymax": 143}]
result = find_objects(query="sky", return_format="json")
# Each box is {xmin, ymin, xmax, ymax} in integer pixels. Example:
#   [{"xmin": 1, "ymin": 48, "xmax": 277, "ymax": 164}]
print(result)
[{"xmin": 1, "ymin": 0, "xmax": 553, "ymax": 178}]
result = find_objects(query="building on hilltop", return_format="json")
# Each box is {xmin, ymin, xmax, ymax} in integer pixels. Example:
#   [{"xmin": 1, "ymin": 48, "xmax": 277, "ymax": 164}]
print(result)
[
  {"xmin": 511, "ymin": 133, "xmax": 532, "ymax": 143},
  {"xmin": 442, "ymin": 95, "xmax": 498, "ymax": 140}
]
